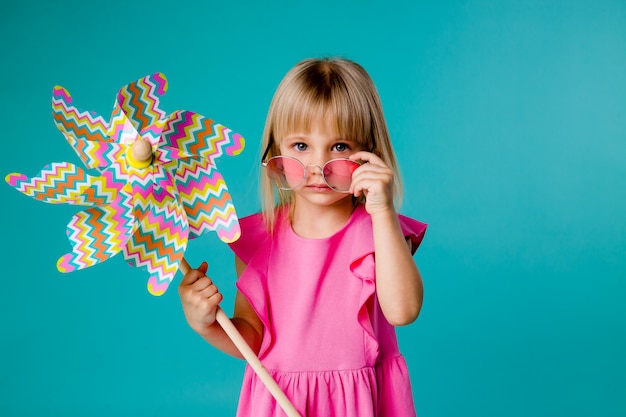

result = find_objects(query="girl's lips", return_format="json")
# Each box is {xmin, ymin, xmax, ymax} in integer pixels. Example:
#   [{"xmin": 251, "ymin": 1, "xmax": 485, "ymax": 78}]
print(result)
[{"xmin": 306, "ymin": 184, "xmax": 332, "ymax": 192}]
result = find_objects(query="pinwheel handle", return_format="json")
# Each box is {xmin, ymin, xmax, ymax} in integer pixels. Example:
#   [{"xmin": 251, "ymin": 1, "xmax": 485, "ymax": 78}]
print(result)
[{"xmin": 179, "ymin": 259, "xmax": 301, "ymax": 417}]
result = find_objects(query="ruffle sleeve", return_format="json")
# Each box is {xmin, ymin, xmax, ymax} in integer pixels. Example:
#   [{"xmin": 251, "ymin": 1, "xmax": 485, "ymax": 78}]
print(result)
[
  {"xmin": 348, "ymin": 209, "xmax": 427, "ymax": 271},
  {"xmin": 348, "ymin": 208, "xmax": 428, "ymax": 362},
  {"xmin": 228, "ymin": 212, "xmax": 268, "ymax": 264},
  {"xmin": 234, "ymin": 248, "xmax": 275, "ymax": 359},
  {"xmin": 227, "ymin": 212, "xmax": 275, "ymax": 358},
  {"xmin": 398, "ymin": 213, "xmax": 428, "ymax": 254}
]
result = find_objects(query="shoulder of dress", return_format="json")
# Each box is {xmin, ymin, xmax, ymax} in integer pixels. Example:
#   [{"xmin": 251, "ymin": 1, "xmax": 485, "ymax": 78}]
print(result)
[
  {"xmin": 228, "ymin": 212, "xmax": 269, "ymax": 264},
  {"xmin": 238, "ymin": 211, "xmax": 266, "ymax": 231},
  {"xmin": 397, "ymin": 213, "xmax": 428, "ymax": 254},
  {"xmin": 347, "ymin": 206, "xmax": 428, "ymax": 255}
]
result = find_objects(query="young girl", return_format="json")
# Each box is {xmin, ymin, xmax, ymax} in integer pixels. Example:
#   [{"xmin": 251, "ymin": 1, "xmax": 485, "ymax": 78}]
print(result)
[{"xmin": 179, "ymin": 57, "xmax": 427, "ymax": 417}]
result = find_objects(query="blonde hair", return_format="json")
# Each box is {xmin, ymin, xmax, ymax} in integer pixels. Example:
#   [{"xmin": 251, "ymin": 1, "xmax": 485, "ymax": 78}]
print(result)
[{"xmin": 260, "ymin": 57, "xmax": 403, "ymax": 230}]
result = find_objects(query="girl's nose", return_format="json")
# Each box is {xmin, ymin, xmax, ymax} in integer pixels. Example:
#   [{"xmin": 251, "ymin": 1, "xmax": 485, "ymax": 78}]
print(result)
[{"xmin": 305, "ymin": 164, "xmax": 323, "ymax": 178}]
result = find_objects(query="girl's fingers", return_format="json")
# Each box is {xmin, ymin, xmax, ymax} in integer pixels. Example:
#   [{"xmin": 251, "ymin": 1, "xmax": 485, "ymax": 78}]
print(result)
[
  {"xmin": 351, "ymin": 164, "xmax": 393, "ymax": 193},
  {"xmin": 350, "ymin": 150, "xmax": 386, "ymax": 166},
  {"xmin": 191, "ymin": 275, "xmax": 215, "ymax": 292},
  {"xmin": 180, "ymin": 270, "xmax": 201, "ymax": 286},
  {"xmin": 352, "ymin": 164, "xmax": 392, "ymax": 182},
  {"xmin": 180, "ymin": 261, "xmax": 208, "ymax": 286},
  {"xmin": 352, "ymin": 178, "xmax": 388, "ymax": 199},
  {"xmin": 199, "ymin": 281, "xmax": 220, "ymax": 298},
  {"xmin": 349, "ymin": 151, "xmax": 395, "ymax": 211},
  {"xmin": 349, "ymin": 151, "xmax": 392, "ymax": 184}
]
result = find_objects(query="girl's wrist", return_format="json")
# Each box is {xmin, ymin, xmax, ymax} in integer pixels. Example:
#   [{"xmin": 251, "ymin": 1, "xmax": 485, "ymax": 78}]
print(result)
[
  {"xmin": 368, "ymin": 206, "xmax": 398, "ymax": 222},
  {"xmin": 196, "ymin": 320, "xmax": 221, "ymax": 338}
]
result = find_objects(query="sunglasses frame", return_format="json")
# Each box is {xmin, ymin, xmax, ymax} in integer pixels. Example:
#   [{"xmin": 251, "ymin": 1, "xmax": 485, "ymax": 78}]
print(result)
[
  {"xmin": 262, "ymin": 155, "xmax": 361, "ymax": 193},
  {"xmin": 260, "ymin": 136, "xmax": 376, "ymax": 192}
]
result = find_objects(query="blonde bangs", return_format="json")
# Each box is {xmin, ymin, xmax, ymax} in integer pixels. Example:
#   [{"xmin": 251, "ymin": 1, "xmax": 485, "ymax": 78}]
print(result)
[{"xmin": 270, "ymin": 72, "xmax": 374, "ymax": 152}]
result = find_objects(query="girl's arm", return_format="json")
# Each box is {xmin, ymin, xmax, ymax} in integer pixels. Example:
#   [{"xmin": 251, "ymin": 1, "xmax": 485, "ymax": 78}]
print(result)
[
  {"xmin": 370, "ymin": 210, "xmax": 423, "ymax": 326},
  {"xmin": 350, "ymin": 151, "xmax": 424, "ymax": 326},
  {"xmin": 178, "ymin": 258, "xmax": 264, "ymax": 358}
]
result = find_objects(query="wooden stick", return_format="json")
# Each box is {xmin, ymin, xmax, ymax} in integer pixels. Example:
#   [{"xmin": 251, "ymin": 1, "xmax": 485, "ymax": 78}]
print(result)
[{"xmin": 179, "ymin": 258, "xmax": 301, "ymax": 417}]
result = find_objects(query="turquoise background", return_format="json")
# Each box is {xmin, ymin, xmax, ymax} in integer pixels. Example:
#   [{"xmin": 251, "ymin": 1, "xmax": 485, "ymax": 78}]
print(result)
[{"xmin": 1, "ymin": 0, "xmax": 624, "ymax": 416}]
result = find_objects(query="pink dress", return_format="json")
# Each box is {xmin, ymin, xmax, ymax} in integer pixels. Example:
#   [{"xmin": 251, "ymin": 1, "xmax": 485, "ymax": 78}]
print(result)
[{"xmin": 228, "ymin": 204, "xmax": 427, "ymax": 417}]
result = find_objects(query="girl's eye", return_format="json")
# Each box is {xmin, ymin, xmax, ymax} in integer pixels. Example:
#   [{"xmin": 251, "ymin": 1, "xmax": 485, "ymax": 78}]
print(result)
[
  {"xmin": 294, "ymin": 142, "xmax": 307, "ymax": 152},
  {"xmin": 332, "ymin": 143, "xmax": 351, "ymax": 152}
]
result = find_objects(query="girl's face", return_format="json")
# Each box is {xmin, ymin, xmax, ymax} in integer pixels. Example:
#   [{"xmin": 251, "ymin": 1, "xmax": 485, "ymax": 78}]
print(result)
[{"xmin": 278, "ymin": 118, "xmax": 362, "ymax": 209}]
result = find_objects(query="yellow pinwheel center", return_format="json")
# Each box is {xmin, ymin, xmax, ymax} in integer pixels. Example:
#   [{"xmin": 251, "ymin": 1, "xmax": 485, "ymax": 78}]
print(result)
[{"xmin": 127, "ymin": 139, "xmax": 153, "ymax": 169}]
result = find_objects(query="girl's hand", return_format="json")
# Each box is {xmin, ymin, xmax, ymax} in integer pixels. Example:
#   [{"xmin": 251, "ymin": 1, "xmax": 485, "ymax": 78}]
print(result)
[
  {"xmin": 178, "ymin": 262, "xmax": 223, "ymax": 336},
  {"xmin": 349, "ymin": 151, "xmax": 395, "ymax": 215}
]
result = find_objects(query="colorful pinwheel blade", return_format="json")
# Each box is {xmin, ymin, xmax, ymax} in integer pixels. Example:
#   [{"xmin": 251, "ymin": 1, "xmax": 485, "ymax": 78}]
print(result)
[
  {"xmin": 107, "ymin": 101, "xmax": 141, "ymax": 145},
  {"xmin": 122, "ymin": 193, "xmax": 189, "ymax": 296},
  {"xmin": 160, "ymin": 110, "xmax": 245, "ymax": 165},
  {"xmin": 52, "ymin": 86, "xmax": 113, "ymax": 170},
  {"xmin": 67, "ymin": 139, "xmax": 127, "ymax": 172},
  {"xmin": 126, "ymin": 163, "xmax": 178, "ymax": 218},
  {"xmin": 116, "ymin": 73, "xmax": 168, "ymax": 144},
  {"xmin": 177, "ymin": 158, "xmax": 241, "ymax": 243},
  {"xmin": 5, "ymin": 161, "xmax": 114, "ymax": 206},
  {"xmin": 57, "ymin": 190, "xmax": 137, "ymax": 272}
]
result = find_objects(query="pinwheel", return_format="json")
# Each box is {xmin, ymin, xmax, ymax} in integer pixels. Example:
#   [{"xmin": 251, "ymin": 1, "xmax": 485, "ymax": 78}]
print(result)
[{"xmin": 5, "ymin": 74, "xmax": 300, "ymax": 416}]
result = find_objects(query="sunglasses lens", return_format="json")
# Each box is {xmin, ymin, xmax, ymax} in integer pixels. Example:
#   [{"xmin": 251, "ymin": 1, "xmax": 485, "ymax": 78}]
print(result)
[
  {"xmin": 265, "ymin": 157, "xmax": 305, "ymax": 190},
  {"xmin": 323, "ymin": 159, "xmax": 360, "ymax": 192}
]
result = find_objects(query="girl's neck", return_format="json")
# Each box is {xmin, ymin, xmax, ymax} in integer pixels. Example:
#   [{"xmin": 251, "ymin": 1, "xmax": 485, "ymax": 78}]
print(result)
[{"xmin": 289, "ymin": 199, "xmax": 356, "ymax": 239}]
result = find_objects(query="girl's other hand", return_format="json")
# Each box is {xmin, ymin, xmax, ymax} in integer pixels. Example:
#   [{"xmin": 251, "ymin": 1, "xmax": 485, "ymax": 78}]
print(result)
[
  {"xmin": 349, "ymin": 151, "xmax": 395, "ymax": 215},
  {"xmin": 178, "ymin": 262, "xmax": 223, "ymax": 336}
]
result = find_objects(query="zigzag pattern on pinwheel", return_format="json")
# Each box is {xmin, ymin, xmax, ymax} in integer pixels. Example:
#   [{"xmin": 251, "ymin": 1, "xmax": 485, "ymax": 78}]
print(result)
[
  {"xmin": 66, "ymin": 137, "xmax": 126, "ymax": 171},
  {"xmin": 79, "ymin": 176, "xmax": 118, "ymax": 206},
  {"xmin": 152, "ymin": 164, "xmax": 178, "ymax": 198},
  {"xmin": 173, "ymin": 157, "xmax": 213, "ymax": 193},
  {"xmin": 223, "ymin": 126, "xmax": 246, "ymax": 156},
  {"xmin": 127, "ymin": 168, "xmax": 177, "ymax": 219},
  {"xmin": 144, "ymin": 199, "xmax": 188, "ymax": 251},
  {"xmin": 103, "ymin": 190, "xmax": 137, "ymax": 247},
  {"xmin": 155, "ymin": 145, "xmax": 193, "ymax": 165},
  {"xmin": 140, "ymin": 118, "xmax": 166, "ymax": 145},
  {"xmin": 131, "ymin": 190, "xmax": 157, "ymax": 218},
  {"xmin": 52, "ymin": 86, "xmax": 110, "ymax": 144},
  {"xmin": 160, "ymin": 110, "xmax": 205, "ymax": 155},
  {"xmin": 176, "ymin": 160, "xmax": 230, "ymax": 198},
  {"xmin": 183, "ymin": 188, "xmax": 232, "ymax": 223},
  {"xmin": 6, "ymin": 162, "xmax": 101, "ymax": 205},
  {"xmin": 57, "ymin": 196, "xmax": 137, "ymax": 273},
  {"xmin": 131, "ymin": 186, "xmax": 177, "ymax": 220},
  {"xmin": 116, "ymin": 73, "xmax": 168, "ymax": 135},
  {"xmin": 177, "ymin": 165, "xmax": 230, "ymax": 213},
  {"xmin": 175, "ymin": 164, "xmax": 240, "ymax": 241},
  {"xmin": 189, "ymin": 202, "xmax": 240, "ymax": 243},
  {"xmin": 122, "ymin": 198, "xmax": 188, "ymax": 296},
  {"xmin": 104, "ymin": 160, "xmax": 132, "ymax": 189},
  {"xmin": 126, "ymin": 197, "xmax": 189, "ymax": 261},
  {"xmin": 108, "ymin": 102, "xmax": 139, "ymax": 145},
  {"xmin": 161, "ymin": 111, "xmax": 245, "ymax": 163},
  {"xmin": 184, "ymin": 189, "xmax": 239, "ymax": 241},
  {"xmin": 128, "ymin": 158, "xmax": 175, "ymax": 203},
  {"xmin": 196, "ymin": 123, "xmax": 245, "ymax": 165},
  {"xmin": 58, "ymin": 210, "xmax": 101, "ymax": 271},
  {"xmin": 126, "ymin": 163, "xmax": 155, "ymax": 195}
]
